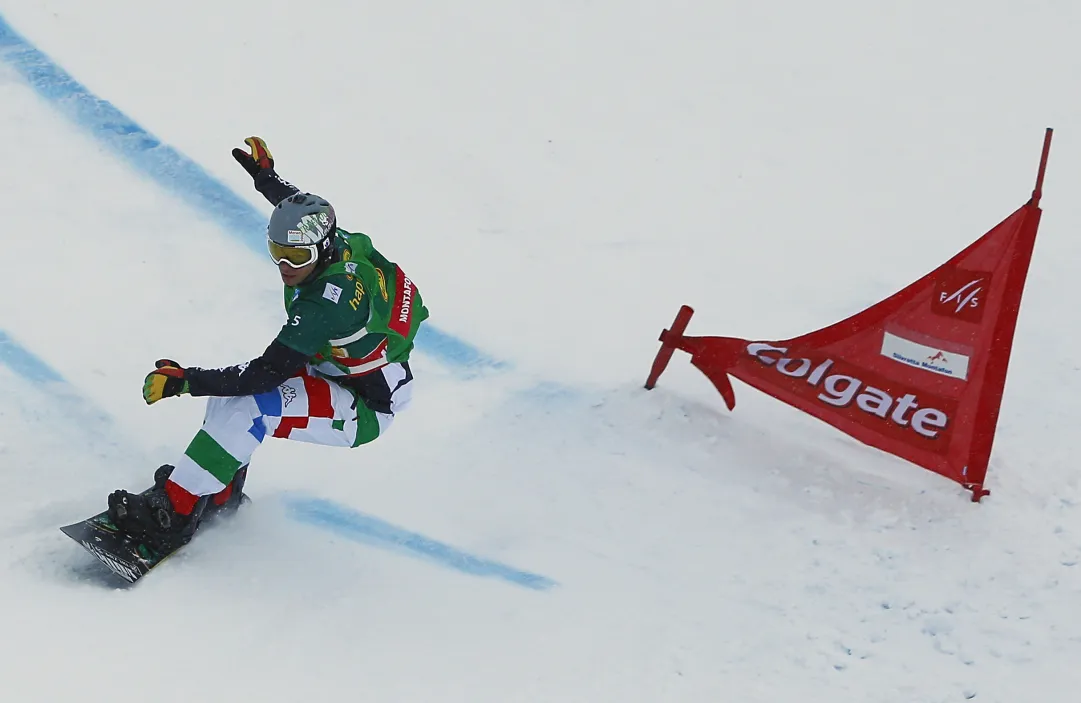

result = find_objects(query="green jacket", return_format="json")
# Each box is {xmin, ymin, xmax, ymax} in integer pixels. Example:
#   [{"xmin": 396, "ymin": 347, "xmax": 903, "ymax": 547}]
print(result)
[{"xmin": 276, "ymin": 229, "xmax": 429, "ymax": 378}]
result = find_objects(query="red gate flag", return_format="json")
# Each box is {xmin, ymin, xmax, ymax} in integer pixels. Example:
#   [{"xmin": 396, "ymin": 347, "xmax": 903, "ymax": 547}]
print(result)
[{"xmin": 645, "ymin": 129, "xmax": 1053, "ymax": 501}]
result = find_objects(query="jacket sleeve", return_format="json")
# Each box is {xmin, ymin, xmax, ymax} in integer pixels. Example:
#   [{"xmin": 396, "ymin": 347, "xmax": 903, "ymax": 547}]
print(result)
[
  {"xmin": 185, "ymin": 339, "xmax": 310, "ymax": 397},
  {"xmin": 254, "ymin": 169, "xmax": 301, "ymax": 206}
]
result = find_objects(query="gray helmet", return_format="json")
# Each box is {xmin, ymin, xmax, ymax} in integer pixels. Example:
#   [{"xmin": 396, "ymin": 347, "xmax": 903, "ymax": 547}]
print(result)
[{"xmin": 267, "ymin": 192, "xmax": 337, "ymax": 266}]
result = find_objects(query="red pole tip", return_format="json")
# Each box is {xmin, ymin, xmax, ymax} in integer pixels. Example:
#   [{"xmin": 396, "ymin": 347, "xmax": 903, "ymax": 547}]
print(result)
[{"xmin": 1032, "ymin": 128, "xmax": 1053, "ymax": 206}]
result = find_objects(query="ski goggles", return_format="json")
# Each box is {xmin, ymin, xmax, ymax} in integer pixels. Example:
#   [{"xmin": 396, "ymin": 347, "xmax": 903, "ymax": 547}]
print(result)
[{"xmin": 268, "ymin": 239, "xmax": 318, "ymax": 268}]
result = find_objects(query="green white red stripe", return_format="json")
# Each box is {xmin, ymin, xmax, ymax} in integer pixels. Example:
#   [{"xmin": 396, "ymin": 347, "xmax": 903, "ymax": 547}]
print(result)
[{"xmin": 316, "ymin": 338, "xmax": 389, "ymax": 377}]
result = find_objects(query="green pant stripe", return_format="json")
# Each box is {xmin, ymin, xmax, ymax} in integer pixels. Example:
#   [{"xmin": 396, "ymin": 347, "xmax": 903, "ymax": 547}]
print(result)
[
  {"xmin": 352, "ymin": 405, "xmax": 383, "ymax": 447},
  {"xmin": 184, "ymin": 429, "xmax": 242, "ymax": 485}
]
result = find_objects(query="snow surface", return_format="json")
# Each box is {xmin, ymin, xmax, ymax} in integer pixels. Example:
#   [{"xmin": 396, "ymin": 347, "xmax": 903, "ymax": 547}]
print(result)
[{"xmin": 1, "ymin": 1, "xmax": 1081, "ymax": 701}]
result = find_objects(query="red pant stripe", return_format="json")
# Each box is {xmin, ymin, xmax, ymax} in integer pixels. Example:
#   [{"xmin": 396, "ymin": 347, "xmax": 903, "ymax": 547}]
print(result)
[
  {"xmin": 165, "ymin": 479, "xmax": 199, "ymax": 516},
  {"xmin": 303, "ymin": 375, "xmax": 335, "ymax": 418},
  {"xmin": 212, "ymin": 483, "xmax": 233, "ymax": 506},
  {"xmin": 274, "ymin": 416, "xmax": 309, "ymax": 438}
]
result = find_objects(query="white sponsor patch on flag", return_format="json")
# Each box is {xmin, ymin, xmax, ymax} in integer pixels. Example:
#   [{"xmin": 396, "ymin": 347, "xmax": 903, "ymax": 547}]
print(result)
[
  {"xmin": 881, "ymin": 331, "xmax": 969, "ymax": 381},
  {"xmin": 323, "ymin": 282, "xmax": 343, "ymax": 303}
]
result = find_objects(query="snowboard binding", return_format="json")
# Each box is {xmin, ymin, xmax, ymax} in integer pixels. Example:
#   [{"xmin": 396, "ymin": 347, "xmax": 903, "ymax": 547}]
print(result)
[{"xmin": 106, "ymin": 464, "xmax": 249, "ymax": 553}]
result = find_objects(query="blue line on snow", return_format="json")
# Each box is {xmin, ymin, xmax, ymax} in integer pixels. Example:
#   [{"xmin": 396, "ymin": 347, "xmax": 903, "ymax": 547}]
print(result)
[
  {"xmin": 0, "ymin": 330, "xmax": 63, "ymax": 384},
  {"xmin": 0, "ymin": 22, "xmax": 264, "ymax": 242},
  {"xmin": 0, "ymin": 329, "xmax": 119, "ymax": 448},
  {"xmin": 0, "ymin": 14, "xmax": 504, "ymax": 372},
  {"xmin": 286, "ymin": 496, "xmax": 558, "ymax": 591}
]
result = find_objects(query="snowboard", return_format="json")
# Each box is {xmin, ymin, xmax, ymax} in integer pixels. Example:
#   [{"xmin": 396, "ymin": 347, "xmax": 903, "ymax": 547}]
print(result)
[{"xmin": 61, "ymin": 486, "xmax": 249, "ymax": 584}]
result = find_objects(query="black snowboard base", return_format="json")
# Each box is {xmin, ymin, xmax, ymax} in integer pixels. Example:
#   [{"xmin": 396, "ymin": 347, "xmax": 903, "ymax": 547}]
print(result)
[{"xmin": 61, "ymin": 488, "xmax": 249, "ymax": 584}]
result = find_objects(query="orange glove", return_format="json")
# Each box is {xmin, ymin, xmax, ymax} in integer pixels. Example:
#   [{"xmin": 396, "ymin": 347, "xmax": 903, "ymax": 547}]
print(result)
[{"xmin": 231, "ymin": 136, "xmax": 274, "ymax": 177}]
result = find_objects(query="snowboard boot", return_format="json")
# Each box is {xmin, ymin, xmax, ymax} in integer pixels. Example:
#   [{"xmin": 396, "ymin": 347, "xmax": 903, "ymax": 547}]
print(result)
[{"xmin": 107, "ymin": 465, "xmax": 208, "ymax": 552}]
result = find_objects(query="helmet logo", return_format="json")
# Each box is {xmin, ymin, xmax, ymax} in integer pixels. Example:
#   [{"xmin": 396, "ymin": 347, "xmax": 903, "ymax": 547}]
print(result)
[
  {"xmin": 297, "ymin": 213, "xmax": 330, "ymax": 243},
  {"xmin": 287, "ymin": 230, "xmax": 304, "ymax": 243}
]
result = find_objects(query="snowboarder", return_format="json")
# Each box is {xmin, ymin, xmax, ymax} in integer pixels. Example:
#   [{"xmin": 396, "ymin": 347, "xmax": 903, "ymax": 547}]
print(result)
[{"xmin": 106, "ymin": 137, "xmax": 429, "ymax": 551}]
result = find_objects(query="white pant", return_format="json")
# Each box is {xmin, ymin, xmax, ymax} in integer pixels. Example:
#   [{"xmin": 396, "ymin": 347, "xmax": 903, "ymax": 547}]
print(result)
[{"xmin": 168, "ymin": 364, "xmax": 413, "ymax": 497}]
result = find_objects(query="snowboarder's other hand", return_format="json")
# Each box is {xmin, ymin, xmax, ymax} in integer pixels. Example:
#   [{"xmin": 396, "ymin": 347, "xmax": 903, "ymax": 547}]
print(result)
[
  {"xmin": 231, "ymin": 136, "xmax": 274, "ymax": 178},
  {"xmin": 143, "ymin": 359, "xmax": 190, "ymax": 405}
]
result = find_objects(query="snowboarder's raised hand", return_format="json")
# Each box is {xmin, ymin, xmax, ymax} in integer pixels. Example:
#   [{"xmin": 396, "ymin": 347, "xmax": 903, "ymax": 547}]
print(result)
[
  {"xmin": 143, "ymin": 359, "xmax": 190, "ymax": 405},
  {"xmin": 231, "ymin": 136, "xmax": 274, "ymax": 178},
  {"xmin": 231, "ymin": 136, "xmax": 299, "ymax": 205}
]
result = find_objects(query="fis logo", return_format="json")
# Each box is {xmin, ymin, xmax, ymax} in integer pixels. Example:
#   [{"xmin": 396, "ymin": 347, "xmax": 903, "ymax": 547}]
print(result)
[
  {"xmin": 941, "ymin": 280, "xmax": 982, "ymax": 312},
  {"xmin": 932, "ymin": 269, "xmax": 991, "ymax": 323}
]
